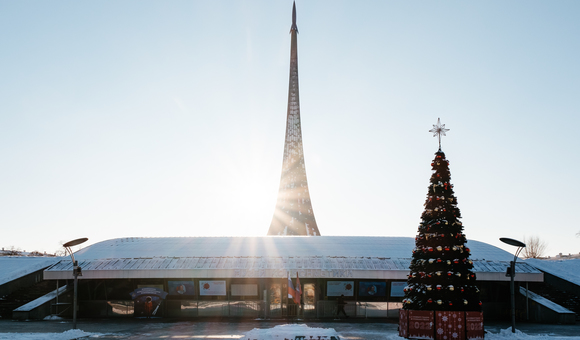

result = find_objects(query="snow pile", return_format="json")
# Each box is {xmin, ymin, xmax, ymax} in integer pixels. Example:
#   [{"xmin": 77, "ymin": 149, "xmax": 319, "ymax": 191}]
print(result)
[
  {"xmin": 525, "ymin": 258, "xmax": 580, "ymax": 287},
  {"xmin": 0, "ymin": 329, "xmax": 101, "ymax": 339},
  {"xmin": 43, "ymin": 315, "xmax": 64, "ymax": 320},
  {"xmin": 486, "ymin": 328, "xmax": 580, "ymax": 340},
  {"xmin": 244, "ymin": 324, "xmax": 340, "ymax": 339}
]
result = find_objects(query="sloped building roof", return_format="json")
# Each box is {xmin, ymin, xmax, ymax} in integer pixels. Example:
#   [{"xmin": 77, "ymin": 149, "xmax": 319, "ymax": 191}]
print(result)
[{"xmin": 44, "ymin": 236, "xmax": 542, "ymax": 282}]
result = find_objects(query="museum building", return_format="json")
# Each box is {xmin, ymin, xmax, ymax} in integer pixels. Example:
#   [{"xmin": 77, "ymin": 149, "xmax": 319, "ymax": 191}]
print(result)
[{"xmin": 43, "ymin": 236, "xmax": 542, "ymax": 319}]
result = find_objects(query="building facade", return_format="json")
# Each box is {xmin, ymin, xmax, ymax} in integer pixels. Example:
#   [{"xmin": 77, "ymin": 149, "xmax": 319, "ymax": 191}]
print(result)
[{"xmin": 44, "ymin": 236, "xmax": 542, "ymax": 319}]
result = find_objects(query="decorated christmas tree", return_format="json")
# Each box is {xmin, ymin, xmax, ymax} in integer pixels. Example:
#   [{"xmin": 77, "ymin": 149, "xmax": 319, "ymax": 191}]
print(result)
[{"xmin": 403, "ymin": 119, "xmax": 481, "ymax": 311}]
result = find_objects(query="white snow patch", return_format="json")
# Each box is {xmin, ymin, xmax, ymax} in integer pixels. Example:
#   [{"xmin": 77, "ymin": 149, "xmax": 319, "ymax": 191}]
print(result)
[
  {"xmin": 43, "ymin": 315, "xmax": 64, "ymax": 320},
  {"xmin": 244, "ymin": 324, "xmax": 339, "ymax": 339},
  {"xmin": 0, "ymin": 329, "xmax": 101, "ymax": 339}
]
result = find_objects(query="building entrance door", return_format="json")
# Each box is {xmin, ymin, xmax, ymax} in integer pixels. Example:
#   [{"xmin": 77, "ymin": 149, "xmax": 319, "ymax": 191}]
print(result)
[
  {"xmin": 268, "ymin": 283, "xmax": 282, "ymax": 318},
  {"xmin": 303, "ymin": 283, "xmax": 316, "ymax": 318}
]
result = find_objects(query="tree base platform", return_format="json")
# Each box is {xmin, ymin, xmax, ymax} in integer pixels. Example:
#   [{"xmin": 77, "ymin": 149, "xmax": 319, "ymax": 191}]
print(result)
[{"xmin": 398, "ymin": 309, "xmax": 484, "ymax": 340}]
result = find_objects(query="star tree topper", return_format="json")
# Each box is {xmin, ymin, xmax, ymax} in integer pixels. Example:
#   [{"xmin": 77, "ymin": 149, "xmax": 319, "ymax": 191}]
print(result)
[{"xmin": 429, "ymin": 118, "xmax": 450, "ymax": 151}]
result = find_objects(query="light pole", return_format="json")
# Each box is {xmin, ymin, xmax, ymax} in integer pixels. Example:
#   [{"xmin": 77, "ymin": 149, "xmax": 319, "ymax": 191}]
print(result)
[
  {"xmin": 499, "ymin": 237, "xmax": 526, "ymax": 334},
  {"xmin": 63, "ymin": 238, "xmax": 88, "ymax": 330}
]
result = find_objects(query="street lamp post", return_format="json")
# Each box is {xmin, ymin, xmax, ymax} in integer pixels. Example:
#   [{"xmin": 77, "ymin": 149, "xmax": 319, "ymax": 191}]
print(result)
[
  {"xmin": 63, "ymin": 238, "xmax": 88, "ymax": 330},
  {"xmin": 499, "ymin": 237, "xmax": 526, "ymax": 334}
]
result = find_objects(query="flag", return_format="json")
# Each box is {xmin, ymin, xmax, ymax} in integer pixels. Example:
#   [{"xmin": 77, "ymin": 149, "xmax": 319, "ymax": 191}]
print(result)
[
  {"xmin": 294, "ymin": 272, "xmax": 302, "ymax": 304},
  {"xmin": 287, "ymin": 272, "xmax": 296, "ymax": 299}
]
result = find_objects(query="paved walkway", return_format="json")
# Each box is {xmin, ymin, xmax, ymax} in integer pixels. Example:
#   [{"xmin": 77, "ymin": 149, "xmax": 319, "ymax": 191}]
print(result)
[{"xmin": 1, "ymin": 319, "xmax": 580, "ymax": 338}]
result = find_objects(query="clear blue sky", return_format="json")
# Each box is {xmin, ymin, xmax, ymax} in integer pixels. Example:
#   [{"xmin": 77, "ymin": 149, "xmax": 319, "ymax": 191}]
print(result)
[{"xmin": 1, "ymin": 1, "xmax": 578, "ymax": 257}]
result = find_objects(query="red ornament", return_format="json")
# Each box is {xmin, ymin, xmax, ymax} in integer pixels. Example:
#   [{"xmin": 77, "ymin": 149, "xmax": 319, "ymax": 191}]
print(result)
[
  {"xmin": 444, "ymin": 246, "xmax": 450, "ymax": 251},
  {"xmin": 427, "ymin": 298, "xmax": 433, "ymax": 303},
  {"xmin": 449, "ymin": 302, "xmax": 453, "ymax": 306}
]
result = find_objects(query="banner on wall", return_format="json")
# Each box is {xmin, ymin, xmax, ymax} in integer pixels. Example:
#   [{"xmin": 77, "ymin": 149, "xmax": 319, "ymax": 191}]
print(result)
[
  {"xmin": 390, "ymin": 281, "xmax": 406, "ymax": 297},
  {"xmin": 168, "ymin": 281, "xmax": 196, "ymax": 296},
  {"xmin": 358, "ymin": 281, "xmax": 387, "ymax": 297},
  {"xmin": 130, "ymin": 287, "xmax": 168, "ymax": 318},
  {"xmin": 199, "ymin": 280, "xmax": 226, "ymax": 296},
  {"xmin": 327, "ymin": 281, "xmax": 354, "ymax": 296}
]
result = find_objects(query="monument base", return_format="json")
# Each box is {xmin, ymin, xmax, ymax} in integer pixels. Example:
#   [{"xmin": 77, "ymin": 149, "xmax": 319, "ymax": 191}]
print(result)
[{"xmin": 399, "ymin": 309, "xmax": 484, "ymax": 340}]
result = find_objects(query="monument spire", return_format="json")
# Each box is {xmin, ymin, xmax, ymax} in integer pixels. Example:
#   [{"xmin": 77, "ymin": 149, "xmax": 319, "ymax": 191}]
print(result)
[
  {"xmin": 291, "ymin": 1, "xmax": 298, "ymax": 33},
  {"xmin": 267, "ymin": 2, "xmax": 320, "ymax": 236}
]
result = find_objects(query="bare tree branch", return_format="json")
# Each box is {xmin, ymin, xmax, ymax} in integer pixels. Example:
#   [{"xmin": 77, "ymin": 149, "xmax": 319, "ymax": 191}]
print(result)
[{"xmin": 522, "ymin": 236, "xmax": 548, "ymax": 259}]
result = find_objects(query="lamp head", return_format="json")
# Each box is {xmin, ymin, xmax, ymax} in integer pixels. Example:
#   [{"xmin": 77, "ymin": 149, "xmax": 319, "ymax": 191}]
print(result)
[
  {"xmin": 500, "ymin": 238, "xmax": 526, "ymax": 248},
  {"xmin": 63, "ymin": 238, "xmax": 88, "ymax": 248}
]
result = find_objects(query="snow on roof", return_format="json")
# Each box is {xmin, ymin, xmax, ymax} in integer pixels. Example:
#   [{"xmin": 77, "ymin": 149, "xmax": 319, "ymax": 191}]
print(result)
[
  {"xmin": 72, "ymin": 236, "xmax": 514, "ymax": 261},
  {"xmin": 43, "ymin": 236, "xmax": 542, "ymax": 281},
  {"xmin": 524, "ymin": 258, "xmax": 580, "ymax": 287},
  {"xmin": 0, "ymin": 257, "xmax": 60, "ymax": 286}
]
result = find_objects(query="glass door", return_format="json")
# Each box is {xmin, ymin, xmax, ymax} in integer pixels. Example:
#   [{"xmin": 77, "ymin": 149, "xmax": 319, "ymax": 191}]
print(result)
[
  {"xmin": 303, "ymin": 283, "xmax": 316, "ymax": 318},
  {"xmin": 268, "ymin": 283, "xmax": 282, "ymax": 318}
]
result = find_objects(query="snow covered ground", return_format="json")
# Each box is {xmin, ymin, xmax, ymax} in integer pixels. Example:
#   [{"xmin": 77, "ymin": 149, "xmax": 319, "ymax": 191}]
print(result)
[
  {"xmin": 0, "ymin": 329, "xmax": 102, "ymax": 340},
  {"xmin": 243, "ymin": 324, "xmax": 580, "ymax": 340},
  {"xmin": 0, "ymin": 324, "xmax": 579, "ymax": 339},
  {"xmin": 484, "ymin": 328, "xmax": 580, "ymax": 340}
]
